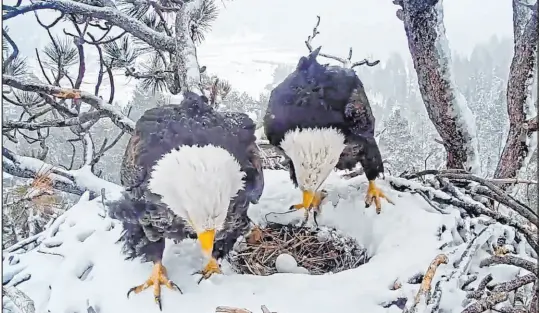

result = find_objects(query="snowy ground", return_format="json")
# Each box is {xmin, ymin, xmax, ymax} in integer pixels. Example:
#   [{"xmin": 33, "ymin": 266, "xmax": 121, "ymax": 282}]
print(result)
[{"xmin": 3, "ymin": 170, "xmax": 525, "ymax": 313}]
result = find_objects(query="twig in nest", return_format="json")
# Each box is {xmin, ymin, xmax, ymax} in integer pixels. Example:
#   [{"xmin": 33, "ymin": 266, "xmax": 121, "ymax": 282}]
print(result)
[
  {"xmin": 461, "ymin": 292, "xmax": 508, "ymax": 313},
  {"xmin": 492, "ymin": 273, "xmax": 536, "ymax": 293},
  {"xmin": 480, "ymin": 255, "xmax": 538, "ymax": 276},
  {"xmin": 466, "ymin": 274, "xmax": 493, "ymax": 299},
  {"xmin": 530, "ymin": 279, "xmax": 538, "ymax": 313},
  {"xmin": 216, "ymin": 307, "xmax": 252, "ymax": 313},
  {"xmin": 215, "ymin": 306, "xmax": 276, "ymax": 313},
  {"xmin": 403, "ymin": 254, "xmax": 448, "ymax": 313}
]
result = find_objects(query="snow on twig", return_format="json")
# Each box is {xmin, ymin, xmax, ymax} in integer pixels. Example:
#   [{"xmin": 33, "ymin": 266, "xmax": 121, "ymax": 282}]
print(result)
[
  {"xmin": 3, "ymin": 286, "xmax": 35, "ymax": 313},
  {"xmin": 480, "ymin": 255, "xmax": 538, "ymax": 276},
  {"xmin": 215, "ymin": 305, "xmax": 276, "ymax": 313},
  {"xmin": 3, "ymin": 75, "xmax": 135, "ymax": 133},
  {"xmin": 2, "ymin": 0, "xmax": 176, "ymax": 52},
  {"xmin": 2, "ymin": 147, "xmax": 123, "ymax": 198},
  {"xmin": 403, "ymin": 254, "xmax": 448, "ymax": 313},
  {"xmin": 392, "ymin": 171, "xmax": 539, "ymax": 251}
]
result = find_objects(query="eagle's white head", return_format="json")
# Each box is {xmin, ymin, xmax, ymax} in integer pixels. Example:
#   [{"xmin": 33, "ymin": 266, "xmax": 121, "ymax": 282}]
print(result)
[
  {"xmin": 280, "ymin": 127, "xmax": 345, "ymax": 207},
  {"xmin": 148, "ymin": 144, "xmax": 245, "ymax": 258}
]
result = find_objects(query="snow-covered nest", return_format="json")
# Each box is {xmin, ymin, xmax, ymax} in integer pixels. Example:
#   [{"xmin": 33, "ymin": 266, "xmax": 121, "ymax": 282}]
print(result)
[
  {"xmin": 228, "ymin": 223, "xmax": 368, "ymax": 276},
  {"xmin": 2, "ymin": 169, "xmax": 538, "ymax": 313}
]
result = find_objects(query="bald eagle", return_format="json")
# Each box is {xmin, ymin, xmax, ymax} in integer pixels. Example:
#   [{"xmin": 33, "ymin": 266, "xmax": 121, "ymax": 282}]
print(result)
[
  {"xmin": 108, "ymin": 92, "xmax": 264, "ymax": 310},
  {"xmin": 263, "ymin": 48, "xmax": 393, "ymax": 218}
]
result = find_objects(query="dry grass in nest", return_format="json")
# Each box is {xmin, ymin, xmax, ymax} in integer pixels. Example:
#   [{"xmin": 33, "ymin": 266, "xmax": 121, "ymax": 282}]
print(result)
[{"xmin": 228, "ymin": 222, "xmax": 369, "ymax": 276}]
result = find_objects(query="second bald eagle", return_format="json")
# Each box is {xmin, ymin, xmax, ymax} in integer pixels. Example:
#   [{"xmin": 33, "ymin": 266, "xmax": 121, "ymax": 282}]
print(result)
[
  {"xmin": 263, "ymin": 48, "xmax": 393, "ymax": 217},
  {"xmin": 108, "ymin": 92, "xmax": 264, "ymax": 310}
]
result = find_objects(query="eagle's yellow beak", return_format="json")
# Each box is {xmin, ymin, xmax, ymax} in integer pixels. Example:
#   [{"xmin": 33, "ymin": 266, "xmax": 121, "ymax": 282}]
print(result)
[
  {"xmin": 302, "ymin": 190, "xmax": 315, "ymax": 209},
  {"xmin": 198, "ymin": 229, "xmax": 215, "ymax": 257}
]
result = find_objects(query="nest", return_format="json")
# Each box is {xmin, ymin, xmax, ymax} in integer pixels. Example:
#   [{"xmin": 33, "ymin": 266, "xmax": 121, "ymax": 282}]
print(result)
[{"xmin": 228, "ymin": 223, "xmax": 369, "ymax": 276}]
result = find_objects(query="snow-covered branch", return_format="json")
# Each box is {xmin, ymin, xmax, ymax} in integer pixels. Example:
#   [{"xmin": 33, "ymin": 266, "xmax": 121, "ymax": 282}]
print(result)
[
  {"xmin": 388, "ymin": 176, "xmax": 539, "ymax": 252},
  {"xmin": 394, "ymin": 1, "xmax": 480, "ymax": 173},
  {"xmin": 2, "ymin": 0, "xmax": 176, "ymax": 52},
  {"xmin": 494, "ymin": 0, "xmax": 539, "ymax": 182},
  {"xmin": 3, "ymin": 75, "xmax": 135, "ymax": 133},
  {"xmin": 3, "ymin": 111, "xmax": 106, "ymax": 132},
  {"xmin": 172, "ymin": 0, "xmax": 204, "ymax": 95},
  {"xmin": 2, "ymin": 147, "xmax": 123, "ymax": 198}
]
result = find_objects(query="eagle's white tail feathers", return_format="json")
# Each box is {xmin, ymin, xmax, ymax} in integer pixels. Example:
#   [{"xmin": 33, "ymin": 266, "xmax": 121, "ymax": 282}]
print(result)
[
  {"xmin": 280, "ymin": 128, "xmax": 346, "ymax": 192},
  {"xmin": 148, "ymin": 145, "xmax": 245, "ymax": 233}
]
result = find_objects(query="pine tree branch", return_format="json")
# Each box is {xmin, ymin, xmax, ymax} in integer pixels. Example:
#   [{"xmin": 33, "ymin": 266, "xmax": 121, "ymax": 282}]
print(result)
[
  {"xmin": 3, "ymin": 75, "xmax": 135, "ymax": 133},
  {"xmin": 3, "ymin": 0, "xmax": 176, "ymax": 52},
  {"xmin": 3, "ymin": 111, "xmax": 106, "ymax": 132},
  {"xmin": 2, "ymin": 147, "xmax": 123, "ymax": 197}
]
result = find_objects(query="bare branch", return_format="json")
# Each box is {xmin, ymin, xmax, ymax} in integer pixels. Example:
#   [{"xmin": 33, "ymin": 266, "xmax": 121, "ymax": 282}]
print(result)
[
  {"xmin": 2, "ymin": 29, "xmax": 19, "ymax": 70},
  {"xmin": 304, "ymin": 15, "xmax": 380, "ymax": 69}
]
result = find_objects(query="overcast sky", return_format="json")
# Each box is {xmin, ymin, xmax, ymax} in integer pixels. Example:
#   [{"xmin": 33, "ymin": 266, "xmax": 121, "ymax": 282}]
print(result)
[
  {"xmin": 6, "ymin": 0, "xmax": 513, "ymax": 59},
  {"xmin": 199, "ymin": 0, "xmax": 513, "ymax": 61},
  {"xmin": 4, "ymin": 0, "xmax": 514, "ymax": 98}
]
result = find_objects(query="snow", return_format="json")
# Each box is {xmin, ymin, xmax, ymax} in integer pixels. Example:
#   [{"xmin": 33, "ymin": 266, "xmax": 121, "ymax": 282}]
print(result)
[{"xmin": 3, "ymin": 170, "xmax": 524, "ymax": 313}]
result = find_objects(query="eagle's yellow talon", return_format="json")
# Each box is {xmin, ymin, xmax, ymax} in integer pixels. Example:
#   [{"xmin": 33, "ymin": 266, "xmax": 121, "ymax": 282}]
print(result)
[
  {"xmin": 289, "ymin": 190, "xmax": 327, "ymax": 226},
  {"xmin": 126, "ymin": 261, "xmax": 182, "ymax": 310},
  {"xmin": 289, "ymin": 190, "xmax": 324, "ymax": 211},
  {"xmin": 196, "ymin": 258, "xmax": 222, "ymax": 284},
  {"xmin": 365, "ymin": 180, "xmax": 394, "ymax": 214}
]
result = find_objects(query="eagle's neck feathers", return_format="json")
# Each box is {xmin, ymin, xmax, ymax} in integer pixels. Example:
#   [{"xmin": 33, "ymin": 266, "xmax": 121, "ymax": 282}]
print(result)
[
  {"xmin": 148, "ymin": 145, "xmax": 246, "ymax": 233},
  {"xmin": 280, "ymin": 127, "xmax": 346, "ymax": 192}
]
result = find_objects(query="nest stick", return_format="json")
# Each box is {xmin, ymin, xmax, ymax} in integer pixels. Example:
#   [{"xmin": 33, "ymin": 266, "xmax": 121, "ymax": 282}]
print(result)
[{"xmin": 404, "ymin": 254, "xmax": 449, "ymax": 313}]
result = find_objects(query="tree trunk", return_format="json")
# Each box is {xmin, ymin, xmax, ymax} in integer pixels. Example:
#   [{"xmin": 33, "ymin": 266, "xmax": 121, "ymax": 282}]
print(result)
[
  {"xmin": 396, "ymin": 0, "xmax": 480, "ymax": 173},
  {"xmin": 494, "ymin": 0, "xmax": 539, "ymax": 181}
]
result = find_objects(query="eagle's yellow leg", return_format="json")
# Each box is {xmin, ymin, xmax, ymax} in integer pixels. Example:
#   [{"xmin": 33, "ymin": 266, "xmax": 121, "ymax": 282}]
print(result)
[
  {"xmin": 290, "ymin": 190, "xmax": 324, "ymax": 224},
  {"xmin": 291, "ymin": 190, "xmax": 323, "ymax": 211},
  {"xmin": 127, "ymin": 261, "xmax": 182, "ymax": 311},
  {"xmin": 365, "ymin": 180, "xmax": 395, "ymax": 214},
  {"xmin": 194, "ymin": 229, "xmax": 222, "ymax": 284}
]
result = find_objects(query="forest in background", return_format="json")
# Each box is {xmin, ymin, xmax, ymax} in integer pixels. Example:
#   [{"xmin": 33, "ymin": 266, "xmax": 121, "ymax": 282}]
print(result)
[{"xmin": 4, "ymin": 34, "xmax": 538, "ymax": 247}]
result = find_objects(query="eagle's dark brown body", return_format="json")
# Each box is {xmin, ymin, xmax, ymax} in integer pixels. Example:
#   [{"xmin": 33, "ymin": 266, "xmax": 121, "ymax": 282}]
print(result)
[
  {"xmin": 263, "ymin": 49, "xmax": 384, "ymax": 185},
  {"xmin": 109, "ymin": 92, "xmax": 264, "ymax": 263}
]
